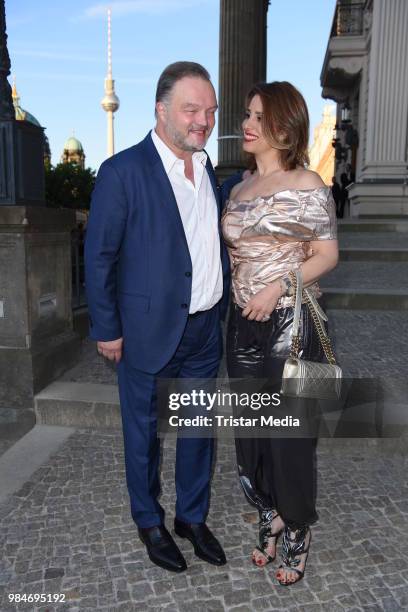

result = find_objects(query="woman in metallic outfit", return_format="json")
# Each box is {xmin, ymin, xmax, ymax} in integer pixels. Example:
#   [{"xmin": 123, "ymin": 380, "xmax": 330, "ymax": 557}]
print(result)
[{"xmin": 221, "ymin": 81, "xmax": 339, "ymax": 585}]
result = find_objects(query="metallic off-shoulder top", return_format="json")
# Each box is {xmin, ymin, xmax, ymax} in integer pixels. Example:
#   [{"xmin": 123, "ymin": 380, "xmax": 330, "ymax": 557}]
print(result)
[{"xmin": 221, "ymin": 187, "xmax": 337, "ymax": 310}]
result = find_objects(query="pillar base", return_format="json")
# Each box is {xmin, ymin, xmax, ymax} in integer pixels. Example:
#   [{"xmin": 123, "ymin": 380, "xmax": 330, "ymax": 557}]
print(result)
[
  {"xmin": 349, "ymin": 182, "xmax": 408, "ymax": 217},
  {"xmin": 0, "ymin": 331, "xmax": 81, "ymax": 409},
  {"xmin": 0, "ymin": 206, "xmax": 79, "ymax": 409}
]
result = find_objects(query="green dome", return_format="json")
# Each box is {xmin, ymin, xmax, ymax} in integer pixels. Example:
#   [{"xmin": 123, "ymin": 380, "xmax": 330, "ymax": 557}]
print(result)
[
  {"xmin": 14, "ymin": 102, "xmax": 41, "ymax": 126},
  {"xmin": 12, "ymin": 81, "xmax": 42, "ymax": 127},
  {"xmin": 23, "ymin": 110, "xmax": 41, "ymax": 126},
  {"xmin": 64, "ymin": 136, "xmax": 84, "ymax": 152}
]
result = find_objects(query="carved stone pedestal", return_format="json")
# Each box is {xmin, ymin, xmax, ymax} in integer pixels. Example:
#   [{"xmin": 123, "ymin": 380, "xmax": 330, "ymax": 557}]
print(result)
[
  {"xmin": 0, "ymin": 206, "xmax": 80, "ymax": 409},
  {"xmin": 0, "ymin": 119, "xmax": 46, "ymax": 206}
]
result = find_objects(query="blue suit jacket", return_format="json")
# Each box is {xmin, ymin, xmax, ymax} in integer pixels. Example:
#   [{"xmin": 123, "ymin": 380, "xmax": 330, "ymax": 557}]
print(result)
[{"xmin": 84, "ymin": 132, "xmax": 230, "ymax": 373}]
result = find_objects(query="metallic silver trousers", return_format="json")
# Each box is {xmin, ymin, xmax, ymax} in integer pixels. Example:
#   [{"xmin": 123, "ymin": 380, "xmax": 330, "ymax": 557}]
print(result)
[{"xmin": 227, "ymin": 303, "xmax": 325, "ymax": 528}]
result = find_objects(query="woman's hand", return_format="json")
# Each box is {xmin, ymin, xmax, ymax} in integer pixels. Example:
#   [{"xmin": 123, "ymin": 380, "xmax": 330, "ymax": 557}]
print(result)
[{"xmin": 242, "ymin": 282, "xmax": 282, "ymax": 321}]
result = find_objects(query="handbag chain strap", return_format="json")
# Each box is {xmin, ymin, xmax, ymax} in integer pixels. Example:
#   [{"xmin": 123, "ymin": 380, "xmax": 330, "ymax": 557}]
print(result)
[{"xmin": 288, "ymin": 270, "xmax": 337, "ymax": 365}]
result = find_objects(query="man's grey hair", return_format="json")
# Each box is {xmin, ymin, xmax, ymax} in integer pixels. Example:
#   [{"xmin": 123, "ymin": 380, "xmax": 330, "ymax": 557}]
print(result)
[{"xmin": 155, "ymin": 61, "xmax": 211, "ymax": 116}]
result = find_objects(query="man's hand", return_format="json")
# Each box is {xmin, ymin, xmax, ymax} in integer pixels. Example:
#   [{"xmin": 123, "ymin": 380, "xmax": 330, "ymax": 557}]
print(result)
[
  {"xmin": 242, "ymin": 282, "xmax": 282, "ymax": 322},
  {"xmin": 97, "ymin": 337, "xmax": 123, "ymax": 363}
]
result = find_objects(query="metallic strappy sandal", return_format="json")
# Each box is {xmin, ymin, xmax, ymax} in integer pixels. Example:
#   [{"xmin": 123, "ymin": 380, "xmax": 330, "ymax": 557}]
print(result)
[
  {"xmin": 276, "ymin": 524, "xmax": 311, "ymax": 585},
  {"xmin": 252, "ymin": 509, "xmax": 283, "ymax": 567}
]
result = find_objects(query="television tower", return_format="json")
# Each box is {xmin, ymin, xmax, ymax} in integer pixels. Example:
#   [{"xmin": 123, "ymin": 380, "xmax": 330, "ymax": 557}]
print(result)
[{"xmin": 101, "ymin": 8, "xmax": 119, "ymax": 157}]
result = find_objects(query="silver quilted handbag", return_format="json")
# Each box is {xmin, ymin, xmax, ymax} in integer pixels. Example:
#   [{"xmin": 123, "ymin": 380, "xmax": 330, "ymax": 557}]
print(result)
[{"xmin": 280, "ymin": 270, "xmax": 342, "ymax": 400}]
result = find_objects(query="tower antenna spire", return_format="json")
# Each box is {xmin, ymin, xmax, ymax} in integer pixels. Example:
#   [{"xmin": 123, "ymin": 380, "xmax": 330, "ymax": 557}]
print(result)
[
  {"xmin": 107, "ymin": 7, "xmax": 112, "ymax": 79},
  {"xmin": 101, "ymin": 7, "xmax": 119, "ymax": 157}
]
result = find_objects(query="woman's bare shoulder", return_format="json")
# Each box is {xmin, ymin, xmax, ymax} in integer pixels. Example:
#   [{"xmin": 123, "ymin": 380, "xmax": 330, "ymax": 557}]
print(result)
[{"xmin": 293, "ymin": 168, "xmax": 326, "ymax": 189}]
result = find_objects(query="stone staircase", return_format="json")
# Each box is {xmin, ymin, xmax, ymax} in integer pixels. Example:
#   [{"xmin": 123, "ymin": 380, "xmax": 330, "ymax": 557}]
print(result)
[{"xmin": 320, "ymin": 218, "xmax": 408, "ymax": 309}]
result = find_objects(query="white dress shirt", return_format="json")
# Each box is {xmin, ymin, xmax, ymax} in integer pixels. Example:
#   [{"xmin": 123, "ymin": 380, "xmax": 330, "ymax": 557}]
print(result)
[{"xmin": 151, "ymin": 129, "xmax": 223, "ymax": 313}]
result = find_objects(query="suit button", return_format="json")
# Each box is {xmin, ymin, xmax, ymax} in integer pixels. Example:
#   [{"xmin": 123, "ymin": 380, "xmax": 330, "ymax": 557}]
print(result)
[
  {"xmin": 185, "ymin": 271, "xmax": 192, "ymax": 277},
  {"xmin": 181, "ymin": 303, "xmax": 188, "ymax": 309}
]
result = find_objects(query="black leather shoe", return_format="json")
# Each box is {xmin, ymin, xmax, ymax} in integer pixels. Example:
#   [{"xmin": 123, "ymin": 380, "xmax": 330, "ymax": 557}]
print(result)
[
  {"xmin": 174, "ymin": 518, "xmax": 227, "ymax": 566},
  {"xmin": 138, "ymin": 525, "xmax": 187, "ymax": 573}
]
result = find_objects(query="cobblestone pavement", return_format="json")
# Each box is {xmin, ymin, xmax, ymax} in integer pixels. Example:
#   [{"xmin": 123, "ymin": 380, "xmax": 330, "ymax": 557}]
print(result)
[
  {"xmin": 328, "ymin": 310, "xmax": 407, "ymax": 378},
  {"xmin": 3, "ymin": 223, "xmax": 407, "ymax": 610},
  {"xmin": 1, "ymin": 430, "xmax": 408, "ymax": 612}
]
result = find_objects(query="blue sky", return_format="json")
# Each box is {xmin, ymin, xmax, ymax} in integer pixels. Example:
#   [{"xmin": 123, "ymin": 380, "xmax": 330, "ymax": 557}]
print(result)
[{"xmin": 6, "ymin": 0, "xmax": 336, "ymax": 171}]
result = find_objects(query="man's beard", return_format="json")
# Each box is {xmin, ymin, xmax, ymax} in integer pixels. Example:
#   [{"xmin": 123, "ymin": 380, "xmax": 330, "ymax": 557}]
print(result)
[{"xmin": 167, "ymin": 123, "xmax": 210, "ymax": 152}]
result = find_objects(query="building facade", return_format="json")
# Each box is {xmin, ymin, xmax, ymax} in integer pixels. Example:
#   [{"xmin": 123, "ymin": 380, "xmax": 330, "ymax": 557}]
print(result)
[
  {"xmin": 309, "ymin": 105, "xmax": 336, "ymax": 186},
  {"xmin": 321, "ymin": 0, "xmax": 408, "ymax": 216}
]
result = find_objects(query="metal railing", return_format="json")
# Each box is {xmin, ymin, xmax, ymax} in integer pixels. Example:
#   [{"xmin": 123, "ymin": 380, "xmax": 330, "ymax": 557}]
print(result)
[{"xmin": 331, "ymin": 2, "xmax": 365, "ymax": 37}]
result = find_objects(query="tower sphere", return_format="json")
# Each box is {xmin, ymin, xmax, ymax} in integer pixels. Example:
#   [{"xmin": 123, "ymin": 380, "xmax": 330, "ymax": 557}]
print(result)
[{"xmin": 101, "ymin": 91, "xmax": 120, "ymax": 113}]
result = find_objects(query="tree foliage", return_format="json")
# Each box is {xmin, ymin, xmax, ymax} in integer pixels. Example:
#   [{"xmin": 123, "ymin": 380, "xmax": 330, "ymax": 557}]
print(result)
[{"xmin": 45, "ymin": 163, "xmax": 96, "ymax": 210}]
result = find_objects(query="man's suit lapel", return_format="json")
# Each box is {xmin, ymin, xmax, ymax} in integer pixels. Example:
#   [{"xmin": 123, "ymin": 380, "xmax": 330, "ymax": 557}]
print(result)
[
  {"xmin": 141, "ymin": 133, "xmax": 190, "ymax": 255},
  {"xmin": 205, "ymin": 157, "xmax": 221, "ymax": 218},
  {"xmin": 204, "ymin": 155, "xmax": 225, "ymax": 257}
]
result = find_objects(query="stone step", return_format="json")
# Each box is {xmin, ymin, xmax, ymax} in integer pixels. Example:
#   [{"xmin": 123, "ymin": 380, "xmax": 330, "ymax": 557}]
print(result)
[
  {"xmin": 340, "ymin": 247, "xmax": 408, "ymax": 261},
  {"xmin": 322, "ymin": 288, "xmax": 408, "ymax": 310},
  {"xmin": 321, "ymin": 261, "xmax": 407, "ymax": 291},
  {"xmin": 34, "ymin": 380, "xmax": 407, "ymax": 446},
  {"xmin": 35, "ymin": 382, "xmax": 121, "ymax": 428},
  {"xmin": 339, "ymin": 232, "xmax": 408, "ymax": 249},
  {"xmin": 322, "ymin": 257, "xmax": 408, "ymax": 309},
  {"xmin": 320, "ymin": 261, "xmax": 408, "ymax": 310},
  {"xmin": 338, "ymin": 219, "xmax": 408, "ymax": 232},
  {"xmin": 358, "ymin": 214, "xmax": 408, "ymax": 219}
]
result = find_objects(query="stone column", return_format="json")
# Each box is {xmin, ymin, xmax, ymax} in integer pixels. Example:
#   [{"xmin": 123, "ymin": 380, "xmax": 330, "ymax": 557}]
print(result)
[
  {"xmin": 216, "ymin": 0, "xmax": 269, "ymax": 181},
  {"xmin": 0, "ymin": 0, "xmax": 80, "ymax": 409},
  {"xmin": 348, "ymin": 0, "xmax": 408, "ymax": 214},
  {"xmin": 363, "ymin": 0, "xmax": 408, "ymax": 180}
]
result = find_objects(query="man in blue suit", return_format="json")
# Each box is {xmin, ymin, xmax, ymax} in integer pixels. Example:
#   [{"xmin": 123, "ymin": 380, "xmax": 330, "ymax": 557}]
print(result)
[{"xmin": 85, "ymin": 62, "xmax": 229, "ymax": 572}]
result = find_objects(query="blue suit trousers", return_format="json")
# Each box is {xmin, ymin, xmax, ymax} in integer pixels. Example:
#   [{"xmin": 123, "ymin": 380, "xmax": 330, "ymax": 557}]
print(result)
[{"xmin": 117, "ymin": 305, "xmax": 222, "ymax": 528}]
